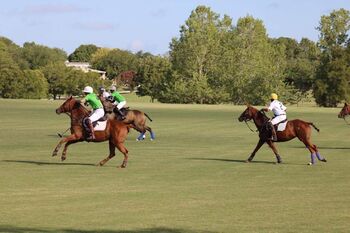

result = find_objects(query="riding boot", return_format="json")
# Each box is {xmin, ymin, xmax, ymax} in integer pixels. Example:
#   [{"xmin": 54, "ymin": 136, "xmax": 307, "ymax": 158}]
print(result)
[
  {"xmin": 269, "ymin": 122, "xmax": 277, "ymax": 141},
  {"xmin": 87, "ymin": 120, "xmax": 96, "ymax": 140},
  {"xmin": 117, "ymin": 109, "xmax": 126, "ymax": 120}
]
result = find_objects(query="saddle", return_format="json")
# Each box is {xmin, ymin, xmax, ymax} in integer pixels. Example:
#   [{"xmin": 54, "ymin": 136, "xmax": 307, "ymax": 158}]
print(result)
[
  {"xmin": 113, "ymin": 107, "xmax": 129, "ymax": 121},
  {"xmin": 261, "ymin": 119, "xmax": 288, "ymax": 140},
  {"xmin": 82, "ymin": 116, "xmax": 108, "ymax": 139},
  {"xmin": 275, "ymin": 119, "xmax": 288, "ymax": 132}
]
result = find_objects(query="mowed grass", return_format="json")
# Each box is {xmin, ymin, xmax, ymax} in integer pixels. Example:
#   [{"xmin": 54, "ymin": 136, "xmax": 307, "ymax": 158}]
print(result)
[{"xmin": 0, "ymin": 97, "xmax": 350, "ymax": 233}]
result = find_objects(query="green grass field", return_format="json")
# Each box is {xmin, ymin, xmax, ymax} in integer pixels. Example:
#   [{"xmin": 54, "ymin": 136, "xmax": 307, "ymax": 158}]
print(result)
[{"xmin": 0, "ymin": 96, "xmax": 349, "ymax": 233}]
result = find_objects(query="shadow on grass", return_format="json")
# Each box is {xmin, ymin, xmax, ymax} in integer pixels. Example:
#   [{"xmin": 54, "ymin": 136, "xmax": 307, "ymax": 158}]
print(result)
[
  {"xmin": 289, "ymin": 146, "xmax": 350, "ymax": 150},
  {"xmin": 47, "ymin": 134, "xmax": 61, "ymax": 137},
  {"xmin": 2, "ymin": 160, "xmax": 96, "ymax": 167},
  {"xmin": 187, "ymin": 157, "xmax": 277, "ymax": 164},
  {"xmin": 187, "ymin": 157, "xmax": 307, "ymax": 166},
  {"xmin": 0, "ymin": 226, "xmax": 214, "ymax": 233}
]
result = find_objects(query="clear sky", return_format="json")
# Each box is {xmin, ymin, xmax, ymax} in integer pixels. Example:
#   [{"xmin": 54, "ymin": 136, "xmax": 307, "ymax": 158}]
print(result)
[{"xmin": 0, "ymin": 0, "xmax": 349, "ymax": 55}]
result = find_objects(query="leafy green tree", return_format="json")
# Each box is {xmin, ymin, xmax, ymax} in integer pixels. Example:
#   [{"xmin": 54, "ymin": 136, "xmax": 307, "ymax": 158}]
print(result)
[
  {"xmin": 41, "ymin": 62, "xmax": 69, "ymax": 99},
  {"xmin": 91, "ymin": 48, "xmax": 137, "ymax": 79},
  {"xmin": 0, "ymin": 50, "xmax": 26, "ymax": 98},
  {"xmin": 0, "ymin": 37, "xmax": 29, "ymax": 69},
  {"xmin": 228, "ymin": 16, "xmax": 287, "ymax": 105},
  {"xmin": 22, "ymin": 42, "xmax": 67, "ymax": 69},
  {"xmin": 68, "ymin": 44, "xmax": 99, "ymax": 62},
  {"xmin": 169, "ymin": 5, "xmax": 231, "ymax": 103},
  {"xmin": 136, "ymin": 55, "xmax": 171, "ymax": 102},
  {"xmin": 22, "ymin": 70, "xmax": 49, "ymax": 99},
  {"xmin": 314, "ymin": 8, "xmax": 350, "ymax": 106}
]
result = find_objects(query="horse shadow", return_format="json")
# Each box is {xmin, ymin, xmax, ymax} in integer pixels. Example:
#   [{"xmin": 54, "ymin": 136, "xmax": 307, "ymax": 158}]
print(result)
[
  {"xmin": 0, "ymin": 226, "xmax": 214, "ymax": 233},
  {"xmin": 2, "ymin": 160, "xmax": 96, "ymax": 167},
  {"xmin": 187, "ymin": 157, "xmax": 277, "ymax": 164},
  {"xmin": 289, "ymin": 146, "xmax": 350, "ymax": 150}
]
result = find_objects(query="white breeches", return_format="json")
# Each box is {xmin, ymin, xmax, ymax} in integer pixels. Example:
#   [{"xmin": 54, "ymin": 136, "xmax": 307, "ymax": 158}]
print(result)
[
  {"xmin": 115, "ymin": 101, "xmax": 126, "ymax": 110},
  {"xmin": 89, "ymin": 108, "xmax": 105, "ymax": 122},
  {"xmin": 271, "ymin": 115, "xmax": 287, "ymax": 125}
]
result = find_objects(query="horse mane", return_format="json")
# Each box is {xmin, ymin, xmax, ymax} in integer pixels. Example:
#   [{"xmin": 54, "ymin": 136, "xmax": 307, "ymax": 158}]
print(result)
[
  {"xmin": 249, "ymin": 106, "xmax": 269, "ymax": 122},
  {"xmin": 68, "ymin": 97, "xmax": 90, "ymax": 119}
]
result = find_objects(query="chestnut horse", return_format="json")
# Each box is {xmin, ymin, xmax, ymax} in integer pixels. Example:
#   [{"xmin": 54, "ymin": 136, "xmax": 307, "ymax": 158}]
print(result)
[
  {"xmin": 238, "ymin": 105, "xmax": 327, "ymax": 165},
  {"xmin": 338, "ymin": 103, "xmax": 350, "ymax": 122},
  {"xmin": 52, "ymin": 96, "xmax": 130, "ymax": 168},
  {"xmin": 100, "ymin": 96, "xmax": 155, "ymax": 141},
  {"xmin": 114, "ymin": 108, "xmax": 155, "ymax": 141}
]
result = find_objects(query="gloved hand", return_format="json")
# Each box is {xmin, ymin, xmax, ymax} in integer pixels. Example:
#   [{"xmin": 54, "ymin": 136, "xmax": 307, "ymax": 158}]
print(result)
[{"xmin": 107, "ymin": 96, "xmax": 114, "ymax": 102}]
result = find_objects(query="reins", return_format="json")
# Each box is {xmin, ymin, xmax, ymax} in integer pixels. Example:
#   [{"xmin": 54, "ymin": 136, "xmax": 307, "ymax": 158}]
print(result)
[
  {"xmin": 244, "ymin": 120, "xmax": 258, "ymax": 133},
  {"xmin": 343, "ymin": 116, "xmax": 350, "ymax": 125}
]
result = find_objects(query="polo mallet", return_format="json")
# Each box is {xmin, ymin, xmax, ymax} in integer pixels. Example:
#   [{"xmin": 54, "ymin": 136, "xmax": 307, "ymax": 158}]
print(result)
[{"xmin": 57, "ymin": 127, "xmax": 70, "ymax": 138}]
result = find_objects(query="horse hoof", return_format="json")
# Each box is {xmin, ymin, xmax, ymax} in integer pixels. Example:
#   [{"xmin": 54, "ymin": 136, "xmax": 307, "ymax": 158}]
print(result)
[
  {"xmin": 52, "ymin": 152, "xmax": 57, "ymax": 157},
  {"xmin": 61, "ymin": 157, "xmax": 66, "ymax": 161},
  {"xmin": 245, "ymin": 160, "xmax": 251, "ymax": 163},
  {"xmin": 320, "ymin": 159, "xmax": 327, "ymax": 162}
]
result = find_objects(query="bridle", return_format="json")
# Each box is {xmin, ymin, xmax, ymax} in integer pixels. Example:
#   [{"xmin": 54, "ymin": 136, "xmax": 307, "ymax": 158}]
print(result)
[
  {"xmin": 240, "ymin": 110, "xmax": 258, "ymax": 133},
  {"xmin": 240, "ymin": 108, "xmax": 269, "ymax": 133},
  {"xmin": 58, "ymin": 99, "xmax": 90, "ymax": 127}
]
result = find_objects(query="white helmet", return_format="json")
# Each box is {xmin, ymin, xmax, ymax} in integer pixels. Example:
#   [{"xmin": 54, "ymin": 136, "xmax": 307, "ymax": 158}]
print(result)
[
  {"xmin": 83, "ymin": 86, "xmax": 93, "ymax": 94},
  {"xmin": 110, "ymin": 86, "xmax": 116, "ymax": 91}
]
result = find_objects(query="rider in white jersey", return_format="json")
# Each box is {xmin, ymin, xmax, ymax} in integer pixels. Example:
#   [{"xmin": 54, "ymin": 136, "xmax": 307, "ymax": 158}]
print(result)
[{"xmin": 262, "ymin": 93, "xmax": 287, "ymax": 141}]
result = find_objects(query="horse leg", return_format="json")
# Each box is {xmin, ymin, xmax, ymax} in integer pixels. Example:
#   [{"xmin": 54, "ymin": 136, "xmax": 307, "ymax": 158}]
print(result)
[
  {"xmin": 61, "ymin": 140, "xmax": 80, "ymax": 161},
  {"xmin": 146, "ymin": 126, "xmax": 155, "ymax": 140},
  {"xmin": 135, "ymin": 125, "xmax": 147, "ymax": 141},
  {"xmin": 246, "ymin": 139, "xmax": 265, "ymax": 162},
  {"xmin": 116, "ymin": 143, "xmax": 129, "ymax": 168},
  {"xmin": 137, "ymin": 132, "xmax": 146, "ymax": 141},
  {"xmin": 313, "ymin": 144, "xmax": 327, "ymax": 162},
  {"xmin": 298, "ymin": 135, "xmax": 319, "ymax": 165},
  {"xmin": 98, "ymin": 140, "xmax": 116, "ymax": 166},
  {"xmin": 52, "ymin": 134, "xmax": 77, "ymax": 157},
  {"xmin": 266, "ymin": 141, "xmax": 282, "ymax": 163}
]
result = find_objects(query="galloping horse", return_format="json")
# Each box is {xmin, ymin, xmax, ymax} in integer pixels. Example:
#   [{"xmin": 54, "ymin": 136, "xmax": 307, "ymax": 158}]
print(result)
[
  {"xmin": 338, "ymin": 103, "xmax": 350, "ymax": 121},
  {"xmin": 238, "ymin": 105, "xmax": 327, "ymax": 165},
  {"xmin": 100, "ymin": 97, "xmax": 155, "ymax": 141},
  {"xmin": 52, "ymin": 96, "xmax": 130, "ymax": 168},
  {"xmin": 115, "ymin": 108, "xmax": 155, "ymax": 141}
]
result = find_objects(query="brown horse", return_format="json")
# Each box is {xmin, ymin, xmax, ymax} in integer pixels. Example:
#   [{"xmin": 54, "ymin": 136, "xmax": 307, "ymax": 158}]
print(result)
[
  {"xmin": 238, "ymin": 105, "xmax": 327, "ymax": 165},
  {"xmin": 338, "ymin": 103, "xmax": 350, "ymax": 121},
  {"xmin": 99, "ymin": 96, "xmax": 155, "ymax": 141},
  {"xmin": 52, "ymin": 96, "xmax": 131, "ymax": 168},
  {"xmin": 115, "ymin": 108, "xmax": 155, "ymax": 141}
]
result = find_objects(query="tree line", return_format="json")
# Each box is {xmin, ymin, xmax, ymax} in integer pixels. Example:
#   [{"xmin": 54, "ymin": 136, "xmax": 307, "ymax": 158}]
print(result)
[{"xmin": 0, "ymin": 6, "xmax": 349, "ymax": 106}]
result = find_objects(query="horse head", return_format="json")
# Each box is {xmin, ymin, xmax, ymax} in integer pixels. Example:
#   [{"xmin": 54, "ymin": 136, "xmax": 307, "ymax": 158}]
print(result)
[
  {"xmin": 338, "ymin": 103, "xmax": 350, "ymax": 118},
  {"xmin": 238, "ymin": 105, "xmax": 254, "ymax": 122},
  {"xmin": 238, "ymin": 105, "xmax": 269, "ymax": 126},
  {"xmin": 55, "ymin": 96, "xmax": 80, "ymax": 114}
]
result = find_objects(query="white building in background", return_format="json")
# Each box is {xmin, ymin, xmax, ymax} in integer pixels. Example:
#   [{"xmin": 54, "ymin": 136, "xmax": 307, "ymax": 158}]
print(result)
[{"xmin": 64, "ymin": 61, "xmax": 107, "ymax": 79}]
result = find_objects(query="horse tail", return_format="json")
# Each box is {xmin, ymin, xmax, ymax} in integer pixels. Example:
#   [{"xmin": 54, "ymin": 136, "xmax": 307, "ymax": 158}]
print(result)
[
  {"xmin": 144, "ymin": 113, "xmax": 153, "ymax": 122},
  {"xmin": 308, "ymin": 122, "xmax": 320, "ymax": 132}
]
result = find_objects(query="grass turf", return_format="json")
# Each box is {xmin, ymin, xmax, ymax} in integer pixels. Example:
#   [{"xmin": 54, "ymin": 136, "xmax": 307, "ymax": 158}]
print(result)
[{"xmin": 0, "ymin": 97, "xmax": 349, "ymax": 233}]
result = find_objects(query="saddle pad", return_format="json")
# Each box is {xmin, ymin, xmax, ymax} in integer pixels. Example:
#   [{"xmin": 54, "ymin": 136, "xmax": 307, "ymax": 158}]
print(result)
[
  {"xmin": 277, "ymin": 121, "xmax": 288, "ymax": 131},
  {"xmin": 94, "ymin": 120, "xmax": 107, "ymax": 131}
]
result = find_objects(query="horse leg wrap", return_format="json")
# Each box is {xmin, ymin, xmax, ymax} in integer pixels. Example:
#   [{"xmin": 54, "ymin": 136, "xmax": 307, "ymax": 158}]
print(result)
[
  {"xmin": 137, "ymin": 133, "xmax": 145, "ymax": 141},
  {"xmin": 316, "ymin": 152, "xmax": 327, "ymax": 162},
  {"xmin": 150, "ymin": 131, "xmax": 155, "ymax": 140},
  {"xmin": 310, "ymin": 153, "xmax": 316, "ymax": 164}
]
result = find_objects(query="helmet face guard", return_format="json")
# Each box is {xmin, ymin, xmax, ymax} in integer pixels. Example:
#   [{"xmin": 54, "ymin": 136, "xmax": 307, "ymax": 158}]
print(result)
[{"xmin": 110, "ymin": 86, "xmax": 116, "ymax": 92}]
